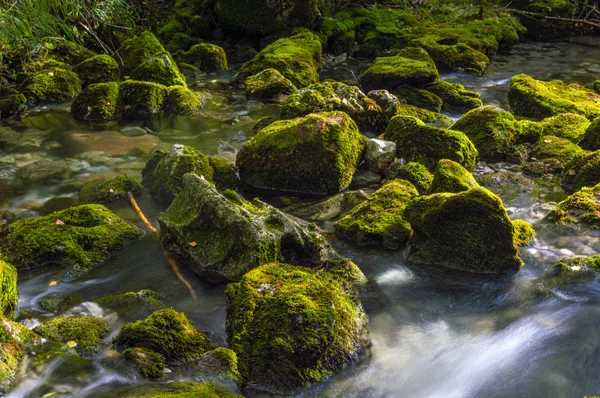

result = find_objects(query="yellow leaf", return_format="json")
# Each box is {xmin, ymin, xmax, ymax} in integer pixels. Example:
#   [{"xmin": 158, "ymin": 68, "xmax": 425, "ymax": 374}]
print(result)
[
  {"xmin": 55, "ymin": 219, "xmax": 65, "ymax": 225},
  {"xmin": 49, "ymin": 280, "xmax": 58, "ymax": 286},
  {"xmin": 189, "ymin": 241, "xmax": 197, "ymax": 247},
  {"xmin": 569, "ymin": 169, "xmax": 576, "ymax": 175},
  {"xmin": 48, "ymin": 71, "xmax": 54, "ymax": 77},
  {"xmin": 66, "ymin": 341, "xmax": 77, "ymax": 348}
]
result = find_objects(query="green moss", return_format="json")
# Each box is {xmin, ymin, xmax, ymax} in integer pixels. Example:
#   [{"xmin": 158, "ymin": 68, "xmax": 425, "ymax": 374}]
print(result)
[
  {"xmin": 0, "ymin": 204, "xmax": 142, "ymax": 279},
  {"xmin": 113, "ymin": 309, "xmax": 216, "ymax": 365},
  {"xmin": 544, "ymin": 183, "xmax": 600, "ymax": 229},
  {"xmin": 52, "ymin": 41, "xmax": 96, "ymax": 65},
  {"xmin": 198, "ymin": 347, "xmax": 242, "ymax": 386},
  {"xmin": 404, "ymin": 187, "xmax": 527, "ymax": 274},
  {"xmin": 96, "ymin": 289, "xmax": 164, "ymax": 321},
  {"xmin": 384, "ymin": 115, "xmax": 478, "ymax": 171},
  {"xmin": 71, "ymin": 82, "xmax": 121, "ymax": 122},
  {"xmin": 280, "ymin": 81, "xmax": 386, "ymax": 133},
  {"xmin": 538, "ymin": 113, "xmax": 590, "ymax": 143},
  {"xmin": 225, "ymin": 263, "xmax": 369, "ymax": 394},
  {"xmin": 0, "ymin": 318, "xmax": 38, "ymax": 391},
  {"xmin": 33, "ymin": 316, "xmax": 109, "ymax": 358},
  {"xmin": 579, "ymin": 117, "xmax": 600, "ymax": 150},
  {"xmin": 428, "ymin": 159, "xmax": 479, "ymax": 194},
  {"xmin": 0, "ymin": 260, "xmax": 17, "ymax": 317},
  {"xmin": 118, "ymin": 31, "xmax": 166, "ymax": 75},
  {"xmin": 38, "ymin": 292, "xmax": 82, "ymax": 313},
  {"xmin": 545, "ymin": 255, "xmax": 600, "ymax": 285},
  {"xmin": 237, "ymin": 111, "xmax": 367, "ymax": 196},
  {"xmin": 386, "ymin": 161, "xmax": 433, "ymax": 194},
  {"xmin": 524, "ymin": 135, "xmax": 583, "ymax": 175},
  {"xmin": 20, "ymin": 67, "xmax": 82, "ymax": 106},
  {"xmin": 131, "ymin": 52, "xmax": 186, "ymax": 87},
  {"xmin": 395, "ymin": 104, "xmax": 453, "ymax": 126},
  {"xmin": 118, "ymin": 80, "xmax": 168, "ymax": 119},
  {"xmin": 508, "ymin": 74, "xmax": 600, "ymax": 120},
  {"xmin": 73, "ymin": 54, "xmax": 120, "ymax": 87},
  {"xmin": 411, "ymin": 36, "xmax": 489, "ymax": 75},
  {"xmin": 424, "ymin": 80, "xmax": 483, "ymax": 112},
  {"xmin": 102, "ymin": 382, "xmax": 241, "ymax": 397},
  {"xmin": 79, "ymin": 175, "xmax": 142, "ymax": 204},
  {"xmin": 561, "ymin": 150, "xmax": 600, "ymax": 191},
  {"xmin": 359, "ymin": 48, "xmax": 439, "ymax": 92},
  {"xmin": 512, "ymin": 219, "xmax": 535, "ymax": 247},
  {"xmin": 0, "ymin": 94, "xmax": 27, "ymax": 118},
  {"xmin": 142, "ymin": 144, "xmax": 214, "ymax": 204},
  {"xmin": 122, "ymin": 347, "xmax": 166, "ymax": 378},
  {"xmin": 245, "ymin": 68, "xmax": 297, "ymax": 100},
  {"xmin": 394, "ymin": 86, "xmax": 442, "ymax": 112},
  {"xmin": 334, "ymin": 179, "xmax": 418, "ymax": 250},
  {"xmin": 207, "ymin": 156, "xmax": 239, "ymax": 191},
  {"xmin": 235, "ymin": 32, "xmax": 322, "ymax": 88},
  {"xmin": 166, "ymin": 85, "xmax": 201, "ymax": 115},
  {"xmin": 450, "ymin": 106, "xmax": 519, "ymax": 160},
  {"xmin": 517, "ymin": 119, "xmax": 544, "ymax": 144},
  {"xmin": 176, "ymin": 43, "xmax": 228, "ymax": 73}
]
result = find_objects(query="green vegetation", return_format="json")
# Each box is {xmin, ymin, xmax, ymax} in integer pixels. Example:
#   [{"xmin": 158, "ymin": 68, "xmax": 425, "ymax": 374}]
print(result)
[
  {"xmin": 71, "ymin": 82, "xmax": 121, "ymax": 122},
  {"xmin": 79, "ymin": 175, "xmax": 142, "ymax": 204},
  {"xmin": 245, "ymin": 69, "xmax": 297, "ymax": 100},
  {"xmin": 428, "ymin": 159, "xmax": 479, "ymax": 194},
  {"xmin": 545, "ymin": 183, "xmax": 600, "ymax": 229},
  {"xmin": 33, "ymin": 316, "xmax": 109, "ymax": 358}
]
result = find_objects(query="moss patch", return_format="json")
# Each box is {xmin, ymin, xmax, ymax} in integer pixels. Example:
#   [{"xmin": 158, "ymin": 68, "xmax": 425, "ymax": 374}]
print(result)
[
  {"xmin": 20, "ymin": 67, "xmax": 82, "ymax": 106},
  {"xmin": 118, "ymin": 80, "xmax": 168, "ymax": 119},
  {"xmin": 428, "ymin": 159, "xmax": 479, "ymax": 194},
  {"xmin": 176, "ymin": 43, "xmax": 228, "ymax": 73},
  {"xmin": 71, "ymin": 82, "xmax": 121, "ymax": 122},
  {"xmin": 245, "ymin": 68, "xmax": 297, "ymax": 100},
  {"xmin": 33, "ymin": 316, "xmax": 109, "ymax": 359},
  {"xmin": 79, "ymin": 175, "xmax": 142, "ymax": 204},
  {"xmin": 544, "ymin": 183, "xmax": 600, "ymax": 229},
  {"xmin": 103, "ymin": 382, "xmax": 241, "ymax": 397},
  {"xmin": 166, "ymin": 86, "xmax": 201, "ymax": 115},
  {"xmin": 73, "ymin": 54, "xmax": 120, "ymax": 87},
  {"xmin": 538, "ymin": 113, "xmax": 590, "ymax": 143}
]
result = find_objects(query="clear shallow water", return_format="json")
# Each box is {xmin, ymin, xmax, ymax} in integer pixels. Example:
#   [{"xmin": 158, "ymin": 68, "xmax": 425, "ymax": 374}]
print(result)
[{"xmin": 3, "ymin": 39, "xmax": 600, "ymax": 397}]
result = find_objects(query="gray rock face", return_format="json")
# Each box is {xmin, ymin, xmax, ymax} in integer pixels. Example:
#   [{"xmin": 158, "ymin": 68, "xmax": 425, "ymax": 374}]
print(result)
[
  {"xmin": 158, "ymin": 173, "xmax": 335, "ymax": 281},
  {"xmin": 365, "ymin": 139, "xmax": 396, "ymax": 173}
]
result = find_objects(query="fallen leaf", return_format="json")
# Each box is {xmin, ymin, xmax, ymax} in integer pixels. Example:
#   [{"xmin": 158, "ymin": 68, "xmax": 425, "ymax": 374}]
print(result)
[
  {"xmin": 189, "ymin": 241, "xmax": 197, "ymax": 247},
  {"xmin": 55, "ymin": 219, "xmax": 64, "ymax": 225},
  {"xmin": 109, "ymin": 188, "xmax": 115, "ymax": 193},
  {"xmin": 48, "ymin": 71, "xmax": 54, "ymax": 77},
  {"xmin": 544, "ymin": 138, "xmax": 552, "ymax": 143},
  {"xmin": 49, "ymin": 280, "xmax": 58, "ymax": 286},
  {"xmin": 569, "ymin": 169, "xmax": 576, "ymax": 175},
  {"xmin": 66, "ymin": 341, "xmax": 77, "ymax": 348}
]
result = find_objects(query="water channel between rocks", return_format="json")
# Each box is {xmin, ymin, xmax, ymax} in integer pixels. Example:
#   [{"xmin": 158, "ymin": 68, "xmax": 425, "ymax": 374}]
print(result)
[{"xmin": 4, "ymin": 38, "xmax": 600, "ymax": 397}]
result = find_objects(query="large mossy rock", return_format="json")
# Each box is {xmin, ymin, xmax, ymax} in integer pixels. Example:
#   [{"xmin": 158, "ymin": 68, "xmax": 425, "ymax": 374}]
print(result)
[
  {"xmin": 73, "ymin": 54, "xmax": 120, "ymax": 87},
  {"xmin": 544, "ymin": 182, "xmax": 600, "ymax": 230},
  {"xmin": 538, "ymin": 113, "xmax": 590, "ymax": 143},
  {"xmin": 404, "ymin": 188, "xmax": 530, "ymax": 274},
  {"xmin": 71, "ymin": 82, "xmax": 121, "ymax": 122},
  {"xmin": 334, "ymin": 179, "xmax": 418, "ymax": 250},
  {"xmin": 383, "ymin": 115, "xmax": 478, "ymax": 171},
  {"xmin": 131, "ymin": 52, "xmax": 186, "ymax": 87},
  {"xmin": 359, "ymin": 47, "xmax": 439, "ymax": 93},
  {"xmin": 0, "ymin": 204, "xmax": 142, "ymax": 278},
  {"xmin": 235, "ymin": 32, "xmax": 322, "ymax": 89},
  {"xmin": 522, "ymin": 135, "xmax": 582, "ymax": 176},
  {"xmin": 113, "ymin": 309, "xmax": 216, "ymax": 365},
  {"xmin": 225, "ymin": 262, "xmax": 369, "ymax": 394},
  {"xmin": 281, "ymin": 81, "xmax": 387, "ymax": 133},
  {"xmin": 450, "ymin": 106, "xmax": 520, "ymax": 160},
  {"xmin": 20, "ymin": 67, "xmax": 82, "ymax": 106},
  {"xmin": 244, "ymin": 68, "xmax": 297, "ymax": 100},
  {"xmin": 104, "ymin": 382, "xmax": 241, "ymax": 398},
  {"xmin": 118, "ymin": 80, "xmax": 168, "ymax": 119},
  {"xmin": 508, "ymin": 74, "xmax": 600, "ymax": 120},
  {"xmin": 0, "ymin": 260, "xmax": 18, "ymax": 317},
  {"xmin": 424, "ymin": 80, "xmax": 483, "ymax": 112},
  {"xmin": 428, "ymin": 159, "xmax": 479, "ymax": 194},
  {"xmin": 214, "ymin": 0, "xmax": 320, "ymax": 35},
  {"xmin": 117, "ymin": 31, "xmax": 166, "ymax": 75},
  {"xmin": 158, "ymin": 174, "xmax": 335, "ymax": 281},
  {"xmin": 175, "ymin": 43, "xmax": 228, "ymax": 73},
  {"xmin": 33, "ymin": 316, "xmax": 109, "ymax": 359},
  {"xmin": 237, "ymin": 111, "xmax": 367, "ymax": 197},
  {"xmin": 410, "ymin": 36, "xmax": 489, "ymax": 75},
  {"xmin": 166, "ymin": 86, "xmax": 203, "ymax": 115},
  {"xmin": 561, "ymin": 150, "xmax": 600, "ymax": 192}
]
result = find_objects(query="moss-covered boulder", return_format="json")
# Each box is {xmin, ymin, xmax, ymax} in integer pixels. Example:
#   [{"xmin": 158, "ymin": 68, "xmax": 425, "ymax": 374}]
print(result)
[
  {"xmin": 176, "ymin": 43, "xmax": 228, "ymax": 73},
  {"xmin": 122, "ymin": 347, "xmax": 166, "ymax": 378},
  {"xmin": 235, "ymin": 32, "xmax": 322, "ymax": 89},
  {"xmin": 226, "ymin": 262, "xmax": 369, "ymax": 394},
  {"xmin": 385, "ymin": 161, "xmax": 433, "ymax": 194},
  {"xmin": 20, "ymin": 67, "xmax": 82, "ymax": 106},
  {"xmin": 359, "ymin": 47, "xmax": 439, "ymax": 93},
  {"xmin": 118, "ymin": 31, "xmax": 166, "ymax": 75},
  {"xmin": 0, "ymin": 94, "xmax": 27, "ymax": 118},
  {"xmin": 33, "ymin": 316, "xmax": 109, "ymax": 359},
  {"xmin": 281, "ymin": 81, "xmax": 387, "ymax": 134},
  {"xmin": 73, "ymin": 54, "xmax": 120, "ymax": 87},
  {"xmin": 158, "ymin": 174, "xmax": 334, "ymax": 281},
  {"xmin": 71, "ymin": 82, "xmax": 121, "ymax": 122},
  {"xmin": 508, "ymin": 74, "xmax": 600, "ymax": 120},
  {"xmin": 0, "ymin": 260, "xmax": 18, "ymax": 317},
  {"xmin": 214, "ymin": 0, "xmax": 320, "ymax": 35},
  {"xmin": 424, "ymin": 80, "xmax": 483, "ymax": 112},
  {"xmin": 428, "ymin": 159, "xmax": 479, "ymax": 194},
  {"xmin": 113, "ymin": 309, "xmax": 216, "ymax": 365},
  {"xmin": 578, "ymin": 117, "xmax": 600, "ymax": 150},
  {"xmin": 561, "ymin": 150, "xmax": 600, "ymax": 192},
  {"xmin": 0, "ymin": 318, "xmax": 39, "ymax": 392},
  {"xmin": 131, "ymin": 52, "xmax": 186, "ymax": 87},
  {"xmin": 394, "ymin": 85, "xmax": 443, "ymax": 112},
  {"xmin": 79, "ymin": 175, "xmax": 142, "ymax": 204},
  {"xmin": 118, "ymin": 80, "xmax": 168, "ymax": 119},
  {"xmin": 383, "ymin": 115, "xmax": 478, "ymax": 171},
  {"xmin": 142, "ymin": 144, "xmax": 214, "ymax": 204},
  {"xmin": 545, "ymin": 255, "xmax": 600, "ymax": 285},
  {"xmin": 244, "ymin": 69, "xmax": 297, "ymax": 100},
  {"xmin": 0, "ymin": 204, "xmax": 142, "ymax": 279},
  {"xmin": 103, "ymin": 382, "xmax": 241, "ymax": 398},
  {"xmin": 237, "ymin": 111, "xmax": 367, "ymax": 197},
  {"xmin": 404, "ymin": 188, "xmax": 529, "ymax": 274},
  {"xmin": 450, "ymin": 106, "xmax": 520, "ymax": 160},
  {"xmin": 538, "ymin": 113, "xmax": 590, "ymax": 143},
  {"xmin": 96, "ymin": 289, "xmax": 164, "ymax": 321},
  {"xmin": 522, "ymin": 135, "xmax": 582, "ymax": 175},
  {"xmin": 544, "ymin": 183, "xmax": 600, "ymax": 230},
  {"xmin": 411, "ymin": 36, "xmax": 489, "ymax": 75},
  {"xmin": 166, "ymin": 86, "xmax": 201, "ymax": 115},
  {"xmin": 334, "ymin": 179, "xmax": 418, "ymax": 250}
]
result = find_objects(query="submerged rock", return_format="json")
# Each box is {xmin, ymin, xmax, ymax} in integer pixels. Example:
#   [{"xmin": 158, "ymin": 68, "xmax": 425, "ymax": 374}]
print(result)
[
  {"xmin": 334, "ymin": 179, "xmax": 418, "ymax": 250},
  {"xmin": 196, "ymin": 347, "xmax": 242, "ymax": 387},
  {"xmin": 544, "ymin": 183, "xmax": 600, "ymax": 230},
  {"xmin": 225, "ymin": 262, "xmax": 369, "ymax": 394},
  {"xmin": 33, "ymin": 316, "xmax": 109, "ymax": 359},
  {"xmin": 237, "ymin": 111, "xmax": 367, "ymax": 197},
  {"xmin": 404, "ymin": 188, "xmax": 531, "ymax": 274},
  {"xmin": 0, "ymin": 204, "xmax": 142, "ymax": 279},
  {"xmin": 158, "ymin": 174, "xmax": 334, "ymax": 281}
]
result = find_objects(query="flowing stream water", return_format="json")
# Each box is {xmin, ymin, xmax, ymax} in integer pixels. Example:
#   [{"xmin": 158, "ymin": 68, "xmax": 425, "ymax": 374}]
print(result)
[{"xmin": 3, "ymin": 38, "xmax": 600, "ymax": 397}]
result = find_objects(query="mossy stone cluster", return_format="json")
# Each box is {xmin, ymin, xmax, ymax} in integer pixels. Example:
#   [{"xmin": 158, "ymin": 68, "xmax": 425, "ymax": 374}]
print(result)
[
  {"xmin": 404, "ymin": 187, "xmax": 531, "ymax": 274},
  {"xmin": 0, "ymin": 204, "xmax": 142, "ymax": 279},
  {"xmin": 544, "ymin": 183, "xmax": 600, "ymax": 229},
  {"xmin": 79, "ymin": 175, "xmax": 142, "ymax": 204},
  {"xmin": 175, "ymin": 43, "xmax": 228, "ymax": 73},
  {"xmin": 237, "ymin": 111, "xmax": 367, "ymax": 197},
  {"xmin": 225, "ymin": 262, "xmax": 369, "ymax": 394},
  {"xmin": 384, "ymin": 115, "xmax": 478, "ymax": 171},
  {"xmin": 158, "ymin": 173, "xmax": 334, "ymax": 281},
  {"xmin": 73, "ymin": 54, "xmax": 120, "ymax": 87},
  {"xmin": 428, "ymin": 159, "xmax": 480, "ymax": 194},
  {"xmin": 113, "ymin": 309, "xmax": 216, "ymax": 365},
  {"xmin": 235, "ymin": 32, "xmax": 322, "ymax": 89},
  {"xmin": 33, "ymin": 316, "xmax": 109, "ymax": 359},
  {"xmin": 334, "ymin": 179, "xmax": 418, "ymax": 250},
  {"xmin": 245, "ymin": 68, "xmax": 297, "ymax": 100}
]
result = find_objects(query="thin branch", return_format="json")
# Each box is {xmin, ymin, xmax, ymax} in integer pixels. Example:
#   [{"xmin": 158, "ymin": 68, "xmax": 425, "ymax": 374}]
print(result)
[{"xmin": 502, "ymin": 7, "xmax": 600, "ymax": 29}]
